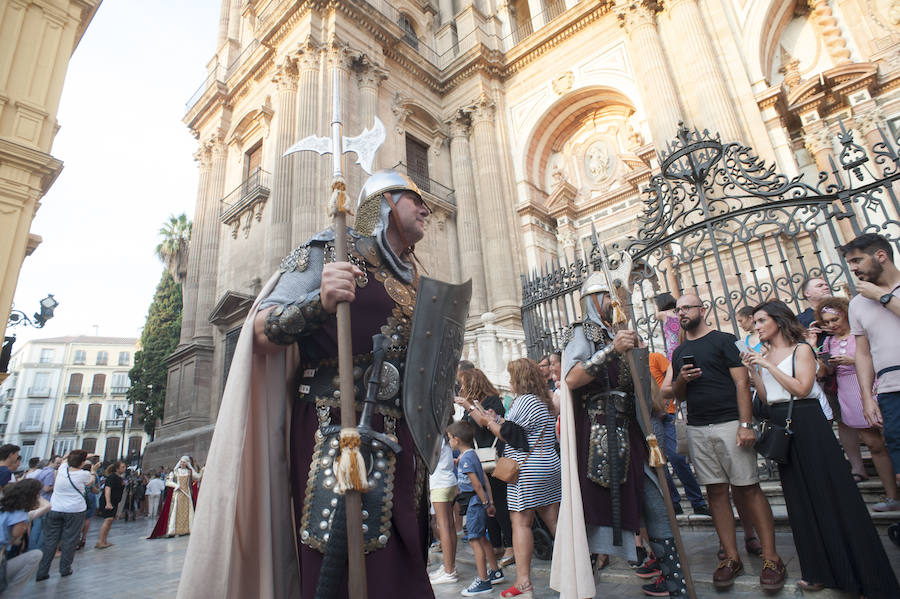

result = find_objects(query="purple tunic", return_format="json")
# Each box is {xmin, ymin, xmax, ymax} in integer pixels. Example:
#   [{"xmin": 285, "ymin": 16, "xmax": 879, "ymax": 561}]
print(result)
[{"xmin": 290, "ymin": 266, "xmax": 433, "ymax": 598}]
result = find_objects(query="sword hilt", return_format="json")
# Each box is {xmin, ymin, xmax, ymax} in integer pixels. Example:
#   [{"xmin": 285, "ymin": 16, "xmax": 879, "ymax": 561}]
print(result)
[{"xmin": 359, "ymin": 334, "xmax": 388, "ymax": 430}]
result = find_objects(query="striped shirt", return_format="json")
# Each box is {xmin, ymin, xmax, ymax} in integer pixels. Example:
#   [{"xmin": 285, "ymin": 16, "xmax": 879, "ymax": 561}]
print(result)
[{"xmin": 503, "ymin": 393, "xmax": 561, "ymax": 511}]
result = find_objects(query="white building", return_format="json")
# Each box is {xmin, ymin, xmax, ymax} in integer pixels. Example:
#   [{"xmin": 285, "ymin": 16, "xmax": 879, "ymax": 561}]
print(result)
[{"xmin": 0, "ymin": 336, "xmax": 147, "ymax": 464}]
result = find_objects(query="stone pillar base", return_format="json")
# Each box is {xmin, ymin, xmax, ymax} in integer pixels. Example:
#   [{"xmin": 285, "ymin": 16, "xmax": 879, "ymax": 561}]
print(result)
[{"xmin": 141, "ymin": 424, "xmax": 215, "ymax": 471}]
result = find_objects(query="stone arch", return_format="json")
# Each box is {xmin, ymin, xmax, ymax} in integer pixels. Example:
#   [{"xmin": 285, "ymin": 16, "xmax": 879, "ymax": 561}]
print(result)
[
  {"xmin": 227, "ymin": 101, "xmax": 272, "ymax": 147},
  {"xmin": 743, "ymin": 0, "xmax": 792, "ymax": 86},
  {"xmin": 522, "ymin": 86, "xmax": 638, "ymax": 197}
]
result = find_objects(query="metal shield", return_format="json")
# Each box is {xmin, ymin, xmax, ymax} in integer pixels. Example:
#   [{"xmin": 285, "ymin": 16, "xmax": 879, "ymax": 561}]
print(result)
[{"xmin": 402, "ymin": 276, "xmax": 472, "ymax": 473}]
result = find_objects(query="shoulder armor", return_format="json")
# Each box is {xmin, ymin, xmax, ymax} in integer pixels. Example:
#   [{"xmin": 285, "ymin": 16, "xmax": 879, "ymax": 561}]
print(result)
[
  {"xmin": 560, "ymin": 324, "xmax": 576, "ymax": 348},
  {"xmin": 279, "ymin": 229, "xmax": 334, "ymax": 273},
  {"xmin": 583, "ymin": 320, "xmax": 605, "ymax": 343}
]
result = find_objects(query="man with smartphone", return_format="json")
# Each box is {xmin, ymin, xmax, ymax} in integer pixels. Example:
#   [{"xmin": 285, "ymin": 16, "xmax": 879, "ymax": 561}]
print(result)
[{"xmin": 666, "ymin": 294, "xmax": 784, "ymax": 592}]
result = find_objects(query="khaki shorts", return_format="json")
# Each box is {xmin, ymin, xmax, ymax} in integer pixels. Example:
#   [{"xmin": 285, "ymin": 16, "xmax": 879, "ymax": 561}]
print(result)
[
  {"xmin": 687, "ymin": 420, "xmax": 759, "ymax": 486},
  {"xmin": 430, "ymin": 485, "xmax": 458, "ymax": 503}
]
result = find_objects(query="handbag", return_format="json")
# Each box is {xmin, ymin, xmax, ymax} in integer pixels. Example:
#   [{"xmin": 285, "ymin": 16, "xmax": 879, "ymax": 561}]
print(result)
[
  {"xmin": 675, "ymin": 409, "xmax": 689, "ymax": 456},
  {"xmin": 492, "ymin": 425, "xmax": 548, "ymax": 485},
  {"xmin": 754, "ymin": 347, "xmax": 798, "ymax": 464},
  {"xmin": 474, "ymin": 436, "xmax": 498, "ymax": 474}
]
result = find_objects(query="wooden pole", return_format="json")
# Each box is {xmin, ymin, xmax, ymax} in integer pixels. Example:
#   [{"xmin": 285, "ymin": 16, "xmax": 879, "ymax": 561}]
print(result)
[{"xmin": 330, "ymin": 60, "xmax": 367, "ymax": 598}]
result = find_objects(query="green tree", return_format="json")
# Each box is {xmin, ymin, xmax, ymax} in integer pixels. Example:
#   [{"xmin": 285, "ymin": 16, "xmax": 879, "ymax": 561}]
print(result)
[{"xmin": 127, "ymin": 270, "xmax": 182, "ymax": 437}]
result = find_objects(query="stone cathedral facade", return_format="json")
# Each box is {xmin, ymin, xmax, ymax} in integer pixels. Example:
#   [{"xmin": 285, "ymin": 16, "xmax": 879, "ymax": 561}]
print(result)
[{"xmin": 142, "ymin": 0, "xmax": 900, "ymax": 467}]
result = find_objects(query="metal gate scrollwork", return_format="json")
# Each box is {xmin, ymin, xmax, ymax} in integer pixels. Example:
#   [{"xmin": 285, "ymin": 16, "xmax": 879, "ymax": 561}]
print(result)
[{"xmin": 522, "ymin": 121, "xmax": 900, "ymax": 359}]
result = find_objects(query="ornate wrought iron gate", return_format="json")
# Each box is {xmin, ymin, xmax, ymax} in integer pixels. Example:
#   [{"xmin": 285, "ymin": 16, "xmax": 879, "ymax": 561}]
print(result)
[{"xmin": 521, "ymin": 123, "xmax": 900, "ymax": 359}]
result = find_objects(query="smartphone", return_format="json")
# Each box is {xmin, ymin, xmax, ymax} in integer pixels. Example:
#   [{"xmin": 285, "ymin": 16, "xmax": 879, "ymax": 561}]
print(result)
[
  {"xmin": 818, "ymin": 351, "xmax": 831, "ymax": 361},
  {"xmin": 734, "ymin": 339, "xmax": 750, "ymax": 354},
  {"xmin": 681, "ymin": 354, "xmax": 695, "ymax": 368}
]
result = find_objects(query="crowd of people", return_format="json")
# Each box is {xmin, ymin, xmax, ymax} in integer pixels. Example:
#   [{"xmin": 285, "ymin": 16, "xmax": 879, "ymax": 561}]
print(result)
[
  {"xmin": 421, "ymin": 232, "xmax": 900, "ymax": 598},
  {"xmin": 0, "ymin": 448, "xmax": 202, "ymax": 596}
]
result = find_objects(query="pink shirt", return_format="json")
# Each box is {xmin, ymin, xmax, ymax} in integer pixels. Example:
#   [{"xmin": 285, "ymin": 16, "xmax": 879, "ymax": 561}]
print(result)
[{"xmin": 849, "ymin": 287, "xmax": 900, "ymax": 393}]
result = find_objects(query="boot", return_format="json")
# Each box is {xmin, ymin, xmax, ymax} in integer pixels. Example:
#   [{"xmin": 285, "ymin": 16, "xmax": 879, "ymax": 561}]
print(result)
[{"xmin": 648, "ymin": 537, "xmax": 687, "ymax": 597}]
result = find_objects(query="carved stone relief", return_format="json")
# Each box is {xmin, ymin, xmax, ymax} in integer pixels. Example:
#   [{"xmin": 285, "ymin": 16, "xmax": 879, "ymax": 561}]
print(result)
[{"xmin": 584, "ymin": 140, "xmax": 614, "ymax": 183}]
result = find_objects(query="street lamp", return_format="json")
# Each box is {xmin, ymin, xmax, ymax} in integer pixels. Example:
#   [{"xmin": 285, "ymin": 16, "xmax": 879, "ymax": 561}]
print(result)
[
  {"xmin": 2, "ymin": 295, "xmax": 59, "ymax": 381},
  {"xmin": 114, "ymin": 407, "xmax": 132, "ymax": 461}
]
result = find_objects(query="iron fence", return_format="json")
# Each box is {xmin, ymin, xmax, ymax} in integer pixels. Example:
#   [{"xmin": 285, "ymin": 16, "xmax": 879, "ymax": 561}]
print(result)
[{"xmin": 522, "ymin": 122, "xmax": 900, "ymax": 359}]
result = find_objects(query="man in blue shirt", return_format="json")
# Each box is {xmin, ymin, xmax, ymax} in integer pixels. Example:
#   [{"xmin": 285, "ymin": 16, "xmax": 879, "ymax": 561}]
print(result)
[{"xmin": 0, "ymin": 444, "xmax": 21, "ymax": 488}]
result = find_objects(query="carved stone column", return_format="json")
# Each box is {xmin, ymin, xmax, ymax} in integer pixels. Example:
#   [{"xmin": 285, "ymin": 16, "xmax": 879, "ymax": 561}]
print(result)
[
  {"xmin": 292, "ymin": 41, "xmax": 321, "ymax": 246},
  {"xmin": 810, "ymin": 0, "xmax": 852, "ymax": 64},
  {"xmin": 180, "ymin": 144, "xmax": 212, "ymax": 345},
  {"xmin": 448, "ymin": 113, "xmax": 488, "ymax": 317},
  {"xmin": 616, "ymin": 0, "xmax": 684, "ymax": 147},
  {"xmin": 194, "ymin": 137, "xmax": 227, "ymax": 342},
  {"xmin": 266, "ymin": 56, "xmax": 298, "ymax": 270},
  {"xmin": 665, "ymin": 0, "xmax": 742, "ymax": 141},
  {"xmin": 469, "ymin": 94, "xmax": 519, "ymax": 322},
  {"xmin": 217, "ymin": 0, "xmax": 231, "ymax": 48},
  {"xmin": 356, "ymin": 59, "xmax": 387, "ymax": 169},
  {"xmin": 227, "ymin": 0, "xmax": 241, "ymax": 41}
]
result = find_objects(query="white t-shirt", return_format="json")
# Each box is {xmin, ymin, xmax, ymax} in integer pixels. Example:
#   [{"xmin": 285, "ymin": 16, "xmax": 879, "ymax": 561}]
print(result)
[
  {"xmin": 428, "ymin": 441, "xmax": 457, "ymax": 490},
  {"xmin": 50, "ymin": 465, "xmax": 93, "ymax": 513},
  {"xmin": 850, "ymin": 287, "xmax": 900, "ymax": 393},
  {"xmin": 146, "ymin": 478, "xmax": 165, "ymax": 495}
]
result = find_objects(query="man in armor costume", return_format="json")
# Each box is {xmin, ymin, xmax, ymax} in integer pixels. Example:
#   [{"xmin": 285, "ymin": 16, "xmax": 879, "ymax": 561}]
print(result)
[
  {"xmin": 176, "ymin": 170, "xmax": 436, "ymax": 599},
  {"xmin": 551, "ymin": 272, "xmax": 687, "ymax": 598}
]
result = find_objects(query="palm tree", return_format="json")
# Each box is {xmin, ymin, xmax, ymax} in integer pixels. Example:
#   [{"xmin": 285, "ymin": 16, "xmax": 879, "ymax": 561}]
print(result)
[{"xmin": 156, "ymin": 214, "xmax": 192, "ymax": 283}]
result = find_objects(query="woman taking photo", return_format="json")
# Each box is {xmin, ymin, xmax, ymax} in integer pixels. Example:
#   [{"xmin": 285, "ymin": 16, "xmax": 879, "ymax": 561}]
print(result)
[
  {"xmin": 35, "ymin": 450, "xmax": 92, "ymax": 581},
  {"xmin": 466, "ymin": 358, "xmax": 560, "ymax": 599},
  {"xmin": 456, "ymin": 367, "xmax": 514, "ymax": 567},
  {"xmin": 95, "ymin": 460, "xmax": 126, "ymax": 549},
  {"xmin": 816, "ymin": 296, "xmax": 900, "ymax": 509},
  {"xmin": 742, "ymin": 301, "xmax": 899, "ymax": 596}
]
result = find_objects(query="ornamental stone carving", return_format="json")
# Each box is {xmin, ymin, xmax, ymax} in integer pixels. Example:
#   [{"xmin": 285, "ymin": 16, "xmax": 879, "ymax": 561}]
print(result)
[
  {"xmin": 470, "ymin": 92, "xmax": 495, "ymax": 123},
  {"xmin": 392, "ymin": 92, "xmax": 412, "ymax": 135},
  {"xmin": 616, "ymin": 0, "xmax": 657, "ymax": 33},
  {"xmin": 272, "ymin": 56, "xmax": 298, "ymax": 91},
  {"xmin": 551, "ymin": 71, "xmax": 574, "ymax": 96},
  {"xmin": 584, "ymin": 140, "xmax": 614, "ymax": 182},
  {"xmin": 448, "ymin": 111, "xmax": 471, "ymax": 139}
]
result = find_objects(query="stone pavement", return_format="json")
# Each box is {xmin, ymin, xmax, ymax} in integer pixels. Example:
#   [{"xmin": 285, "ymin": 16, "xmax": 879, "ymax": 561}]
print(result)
[{"xmin": 14, "ymin": 515, "xmax": 900, "ymax": 598}]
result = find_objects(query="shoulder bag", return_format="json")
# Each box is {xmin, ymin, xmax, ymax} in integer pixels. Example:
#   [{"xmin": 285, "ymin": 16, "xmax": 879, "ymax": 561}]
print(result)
[
  {"xmin": 65, "ymin": 466, "xmax": 89, "ymax": 510},
  {"xmin": 753, "ymin": 346, "xmax": 798, "ymax": 464},
  {"xmin": 492, "ymin": 425, "xmax": 547, "ymax": 484}
]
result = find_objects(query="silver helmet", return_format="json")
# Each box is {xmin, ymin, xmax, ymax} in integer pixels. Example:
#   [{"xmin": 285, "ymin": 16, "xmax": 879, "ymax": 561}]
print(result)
[
  {"xmin": 355, "ymin": 169, "xmax": 424, "ymax": 236},
  {"xmin": 580, "ymin": 271, "xmax": 610, "ymax": 317}
]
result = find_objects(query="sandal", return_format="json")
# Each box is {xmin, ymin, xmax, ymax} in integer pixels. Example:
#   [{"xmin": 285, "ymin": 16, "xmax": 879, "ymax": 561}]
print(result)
[
  {"xmin": 500, "ymin": 583, "xmax": 534, "ymax": 598},
  {"xmin": 744, "ymin": 536, "xmax": 763, "ymax": 557},
  {"xmin": 797, "ymin": 580, "xmax": 825, "ymax": 591}
]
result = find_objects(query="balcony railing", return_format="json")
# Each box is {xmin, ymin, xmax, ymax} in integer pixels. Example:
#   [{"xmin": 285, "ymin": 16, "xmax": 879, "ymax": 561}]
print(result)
[
  {"xmin": 65, "ymin": 388, "xmax": 82, "ymax": 396},
  {"xmin": 89, "ymin": 388, "xmax": 106, "ymax": 396},
  {"xmin": 4, "ymin": 389, "xmax": 13, "ymax": 399},
  {"xmin": 83, "ymin": 421, "xmax": 102, "ymax": 432},
  {"xmin": 104, "ymin": 419, "xmax": 126, "ymax": 431},
  {"xmin": 391, "ymin": 162, "xmax": 455, "ymax": 206},
  {"xmin": 111, "ymin": 387, "xmax": 130, "ymax": 395},
  {"xmin": 27, "ymin": 388, "xmax": 50, "ymax": 398},
  {"xmin": 220, "ymin": 167, "xmax": 271, "ymax": 238},
  {"xmin": 19, "ymin": 422, "xmax": 43, "ymax": 433},
  {"xmin": 58, "ymin": 422, "xmax": 79, "ymax": 433}
]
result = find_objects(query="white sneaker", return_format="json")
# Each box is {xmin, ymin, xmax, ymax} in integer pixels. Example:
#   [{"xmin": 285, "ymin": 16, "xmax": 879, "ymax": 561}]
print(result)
[
  {"xmin": 429, "ymin": 568, "xmax": 458, "ymax": 584},
  {"xmin": 873, "ymin": 498, "xmax": 900, "ymax": 512}
]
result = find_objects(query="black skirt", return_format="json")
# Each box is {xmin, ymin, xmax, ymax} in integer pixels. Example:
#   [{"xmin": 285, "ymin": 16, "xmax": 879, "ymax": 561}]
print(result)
[{"xmin": 771, "ymin": 399, "xmax": 900, "ymax": 598}]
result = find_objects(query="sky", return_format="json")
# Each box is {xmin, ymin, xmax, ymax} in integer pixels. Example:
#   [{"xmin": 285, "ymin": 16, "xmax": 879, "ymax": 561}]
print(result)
[{"xmin": 11, "ymin": 1, "xmax": 220, "ymax": 346}]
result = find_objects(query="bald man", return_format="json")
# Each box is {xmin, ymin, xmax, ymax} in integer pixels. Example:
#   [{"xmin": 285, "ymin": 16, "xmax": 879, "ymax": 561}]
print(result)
[{"xmin": 665, "ymin": 294, "xmax": 784, "ymax": 592}]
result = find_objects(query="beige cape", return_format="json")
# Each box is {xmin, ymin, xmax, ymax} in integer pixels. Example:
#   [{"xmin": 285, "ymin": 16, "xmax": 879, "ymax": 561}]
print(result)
[
  {"xmin": 176, "ymin": 272, "xmax": 302, "ymax": 599},
  {"xmin": 549, "ymin": 349, "xmax": 596, "ymax": 599}
]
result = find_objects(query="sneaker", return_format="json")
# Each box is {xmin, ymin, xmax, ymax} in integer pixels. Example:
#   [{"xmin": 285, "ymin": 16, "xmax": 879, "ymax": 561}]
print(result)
[
  {"xmin": 488, "ymin": 568, "xmax": 505, "ymax": 585},
  {"xmin": 641, "ymin": 574, "xmax": 669, "ymax": 597},
  {"xmin": 672, "ymin": 502, "xmax": 684, "ymax": 515},
  {"xmin": 429, "ymin": 568, "xmax": 458, "ymax": 584},
  {"xmin": 461, "ymin": 577, "xmax": 492, "ymax": 596},
  {"xmin": 692, "ymin": 504, "xmax": 712, "ymax": 517},
  {"xmin": 635, "ymin": 558, "xmax": 661, "ymax": 579},
  {"xmin": 713, "ymin": 558, "xmax": 744, "ymax": 590},
  {"xmin": 759, "ymin": 558, "xmax": 786, "ymax": 592},
  {"xmin": 873, "ymin": 498, "xmax": 900, "ymax": 512}
]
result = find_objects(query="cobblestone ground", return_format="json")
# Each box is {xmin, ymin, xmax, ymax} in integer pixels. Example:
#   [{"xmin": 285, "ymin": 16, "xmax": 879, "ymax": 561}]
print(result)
[{"xmin": 15, "ymin": 515, "xmax": 900, "ymax": 598}]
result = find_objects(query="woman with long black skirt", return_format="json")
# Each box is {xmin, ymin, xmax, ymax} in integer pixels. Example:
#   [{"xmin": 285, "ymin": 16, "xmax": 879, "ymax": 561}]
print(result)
[{"xmin": 743, "ymin": 300, "xmax": 899, "ymax": 597}]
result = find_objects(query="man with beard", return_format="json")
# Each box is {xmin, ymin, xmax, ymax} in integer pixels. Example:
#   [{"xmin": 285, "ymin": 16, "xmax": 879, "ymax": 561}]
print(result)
[
  {"xmin": 842, "ymin": 234, "xmax": 900, "ymax": 487},
  {"xmin": 552, "ymin": 273, "xmax": 687, "ymax": 598},
  {"xmin": 667, "ymin": 294, "xmax": 784, "ymax": 592}
]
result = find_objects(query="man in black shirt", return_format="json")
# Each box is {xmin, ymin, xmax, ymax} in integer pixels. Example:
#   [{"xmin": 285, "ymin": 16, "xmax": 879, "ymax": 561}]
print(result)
[{"xmin": 668, "ymin": 294, "xmax": 785, "ymax": 592}]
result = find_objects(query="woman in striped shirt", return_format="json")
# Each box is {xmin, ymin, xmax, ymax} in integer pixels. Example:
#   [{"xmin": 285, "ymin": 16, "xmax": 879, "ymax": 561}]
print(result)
[{"xmin": 465, "ymin": 358, "xmax": 561, "ymax": 598}]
